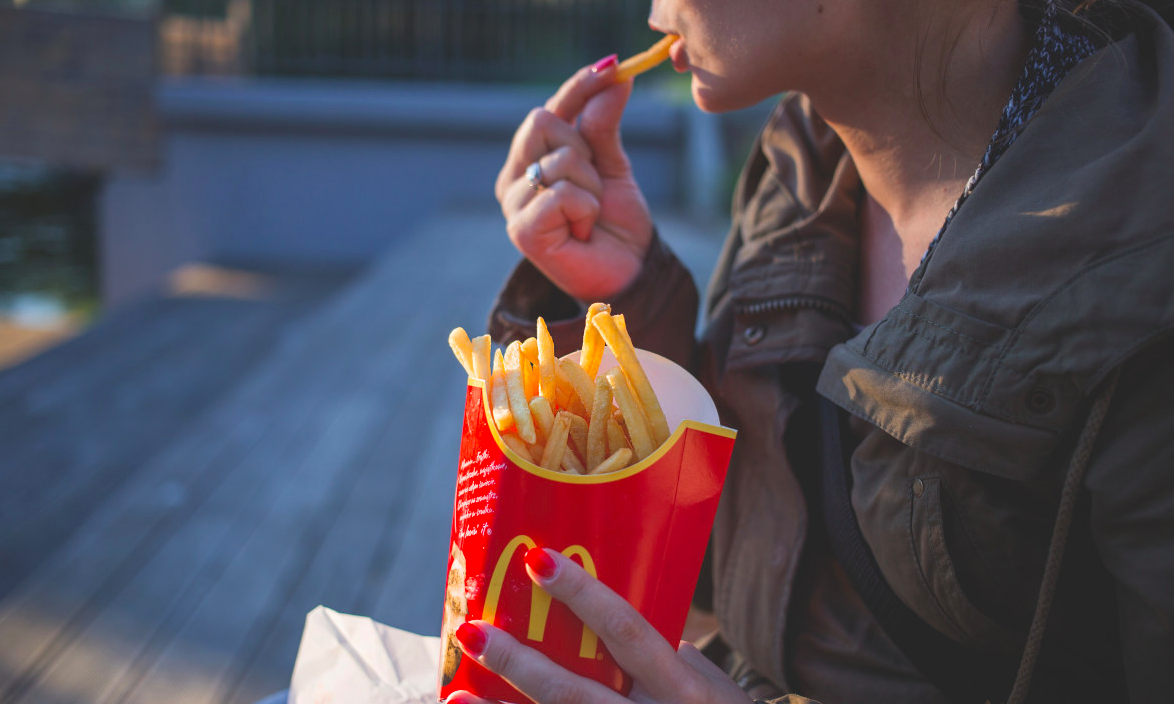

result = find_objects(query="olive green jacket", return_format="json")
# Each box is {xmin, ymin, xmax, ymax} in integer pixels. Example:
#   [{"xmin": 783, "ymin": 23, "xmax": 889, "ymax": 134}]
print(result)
[{"xmin": 490, "ymin": 9, "xmax": 1174, "ymax": 703}]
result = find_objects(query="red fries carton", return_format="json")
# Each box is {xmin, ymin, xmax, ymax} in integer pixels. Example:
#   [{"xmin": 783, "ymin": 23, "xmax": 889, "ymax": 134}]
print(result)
[{"xmin": 438, "ymin": 349, "xmax": 736, "ymax": 702}]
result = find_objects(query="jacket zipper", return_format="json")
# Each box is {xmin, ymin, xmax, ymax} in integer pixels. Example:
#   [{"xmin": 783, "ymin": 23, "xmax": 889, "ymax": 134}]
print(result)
[{"xmin": 737, "ymin": 294, "xmax": 852, "ymax": 323}]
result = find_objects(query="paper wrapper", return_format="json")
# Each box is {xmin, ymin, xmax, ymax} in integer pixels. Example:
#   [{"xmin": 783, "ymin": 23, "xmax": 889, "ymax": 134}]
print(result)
[
  {"xmin": 438, "ymin": 349, "xmax": 736, "ymax": 703},
  {"xmin": 290, "ymin": 606, "xmax": 440, "ymax": 704}
]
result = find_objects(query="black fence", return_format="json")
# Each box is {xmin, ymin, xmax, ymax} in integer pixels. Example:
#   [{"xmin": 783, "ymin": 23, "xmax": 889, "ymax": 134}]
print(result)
[{"xmin": 163, "ymin": 0, "xmax": 661, "ymax": 83}]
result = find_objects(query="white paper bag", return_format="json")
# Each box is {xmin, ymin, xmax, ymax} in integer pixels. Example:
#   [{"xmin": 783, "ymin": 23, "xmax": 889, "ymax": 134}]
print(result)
[{"xmin": 289, "ymin": 606, "xmax": 440, "ymax": 704}]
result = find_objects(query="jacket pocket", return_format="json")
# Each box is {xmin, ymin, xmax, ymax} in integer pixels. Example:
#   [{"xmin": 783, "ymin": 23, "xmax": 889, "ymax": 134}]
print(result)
[{"xmin": 907, "ymin": 474, "xmax": 1021, "ymax": 652}]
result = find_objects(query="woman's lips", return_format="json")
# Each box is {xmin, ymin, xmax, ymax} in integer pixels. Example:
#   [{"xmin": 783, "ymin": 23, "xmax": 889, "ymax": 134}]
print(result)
[{"xmin": 669, "ymin": 38, "xmax": 689, "ymax": 72}]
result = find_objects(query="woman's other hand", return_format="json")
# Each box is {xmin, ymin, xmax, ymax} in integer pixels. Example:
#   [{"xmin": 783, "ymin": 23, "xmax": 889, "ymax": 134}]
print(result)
[
  {"xmin": 495, "ymin": 58, "xmax": 654, "ymax": 303},
  {"xmin": 446, "ymin": 548, "xmax": 753, "ymax": 704}
]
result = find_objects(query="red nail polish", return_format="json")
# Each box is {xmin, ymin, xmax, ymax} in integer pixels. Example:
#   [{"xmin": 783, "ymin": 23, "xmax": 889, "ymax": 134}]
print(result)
[
  {"xmin": 591, "ymin": 54, "xmax": 618, "ymax": 73},
  {"xmin": 525, "ymin": 548, "xmax": 558, "ymax": 581},
  {"xmin": 456, "ymin": 622, "xmax": 487, "ymax": 657}
]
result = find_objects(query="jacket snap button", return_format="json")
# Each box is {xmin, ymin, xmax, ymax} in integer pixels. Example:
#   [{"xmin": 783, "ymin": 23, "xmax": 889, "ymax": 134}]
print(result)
[
  {"xmin": 1026, "ymin": 386, "xmax": 1056, "ymax": 414},
  {"xmin": 743, "ymin": 325, "xmax": 765, "ymax": 345},
  {"xmin": 912, "ymin": 478, "xmax": 925, "ymax": 498}
]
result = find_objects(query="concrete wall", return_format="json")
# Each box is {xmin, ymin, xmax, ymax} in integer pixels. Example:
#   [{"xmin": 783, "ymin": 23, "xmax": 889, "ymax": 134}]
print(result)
[{"xmin": 99, "ymin": 79, "xmax": 691, "ymax": 307}]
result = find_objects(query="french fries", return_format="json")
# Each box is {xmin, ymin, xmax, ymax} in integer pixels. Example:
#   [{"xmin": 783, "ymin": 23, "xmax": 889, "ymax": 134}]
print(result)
[
  {"xmin": 448, "ymin": 328, "xmax": 475, "ymax": 378},
  {"xmin": 448, "ymin": 303, "xmax": 672, "ymax": 474},
  {"xmin": 615, "ymin": 34, "xmax": 676, "ymax": 82}
]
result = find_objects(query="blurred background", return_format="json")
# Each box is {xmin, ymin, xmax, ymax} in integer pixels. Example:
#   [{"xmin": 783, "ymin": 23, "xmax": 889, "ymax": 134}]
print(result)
[{"xmin": 0, "ymin": 1, "xmax": 774, "ymax": 703}]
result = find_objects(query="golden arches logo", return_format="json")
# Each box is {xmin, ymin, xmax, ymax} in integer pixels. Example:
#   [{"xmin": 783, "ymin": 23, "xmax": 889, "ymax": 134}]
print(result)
[{"xmin": 481, "ymin": 535, "xmax": 599, "ymax": 659}]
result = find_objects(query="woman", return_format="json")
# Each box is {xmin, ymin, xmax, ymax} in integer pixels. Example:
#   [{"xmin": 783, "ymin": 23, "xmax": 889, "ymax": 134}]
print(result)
[{"xmin": 451, "ymin": 0, "xmax": 1174, "ymax": 702}]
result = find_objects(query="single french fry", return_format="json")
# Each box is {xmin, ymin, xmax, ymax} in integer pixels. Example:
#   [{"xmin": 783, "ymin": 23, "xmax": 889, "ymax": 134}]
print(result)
[
  {"xmin": 607, "ymin": 368, "xmax": 655, "ymax": 460},
  {"xmin": 594, "ymin": 314, "xmax": 671, "ymax": 445},
  {"xmin": 539, "ymin": 413, "xmax": 570, "ymax": 470},
  {"xmin": 614, "ymin": 314, "xmax": 629, "ymax": 338},
  {"xmin": 537, "ymin": 317, "xmax": 556, "ymax": 402},
  {"xmin": 504, "ymin": 341, "xmax": 537, "ymax": 444},
  {"xmin": 556, "ymin": 385, "xmax": 572, "ymax": 410},
  {"xmin": 529, "ymin": 396, "xmax": 555, "ymax": 442},
  {"xmin": 561, "ymin": 448, "xmax": 586, "ymax": 474},
  {"xmin": 569, "ymin": 395, "xmax": 589, "ymax": 419},
  {"xmin": 448, "ymin": 327, "xmax": 476, "ymax": 377},
  {"xmin": 521, "ymin": 337, "xmax": 539, "ymax": 366},
  {"xmin": 580, "ymin": 302, "xmax": 611, "ymax": 379},
  {"xmin": 523, "ymin": 358, "xmax": 539, "ymax": 399},
  {"xmin": 587, "ymin": 376, "xmax": 612, "ymax": 470},
  {"xmin": 563, "ymin": 412, "xmax": 589, "ymax": 463},
  {"xmin": 471, "ymin": 335, "xmax": 492, "ymax": 382},
  {"xmin": 607, "ymin": 418, "xmax": 632, "ymax": 457},
  {"xmin": 501, "ymin": 433, "xmax": 534, "ymax": 463},
  {"xmin": 615, "ymin": 34, "xmax": 676, "ymax": 82},
  {"xmin": 491, "ymin": 348, "xmax": 515, "ymax": 431},
  {"xmin": 557, "ymin": 358, "xmax": 596, "ymax": 410},
  {"xmin": 590, "ymin": 448, "xmax": 633, "ymax": 475}
]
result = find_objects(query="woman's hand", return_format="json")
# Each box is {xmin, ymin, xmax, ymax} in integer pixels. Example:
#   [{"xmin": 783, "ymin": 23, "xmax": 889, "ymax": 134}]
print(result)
[
  {"xmin": 495, "ymin": 59, "xmax": 654, "ymax": 303},
  {"xmin": 445, "ymin": 548, "xmax": 754, "ymax": 704}
]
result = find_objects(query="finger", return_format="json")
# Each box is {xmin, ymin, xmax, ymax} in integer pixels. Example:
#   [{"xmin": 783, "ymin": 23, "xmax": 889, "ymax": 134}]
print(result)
[
  {"xmin": 501, "ymin": 175, "xmax": 543, "ymax": 221},
  {"xmin": 443, "ymin": 691, "xmax": 493, "ymax": 704},
  {"xmin": 577, "ymin": 79, "xmax": 634, "ymax": 180},
  {"xmin": 544, "ymin": 60, "xmax": 635, "ymax": 180},
  {"xmin": 502, "ymin": 145, "xmax": 605, "ymax": 216},
  {"xmin": 539, "ymin": 145, "xmax": 604, "ymax": 198},
  {"xmin": 677, "ymin": 641, "xmax": 731, "ymax": 680},
  {"xmin": 522, "ymin": 549, "xmax": 702, "ymax": 702},
  {"xmin": 544, "ymin": 60, "xmax": 620, "ymax": 123},
  {"xmin": 455, "ymin": 621, "xmax": 628, "ymax": 704},
  {"xmin": 508, "ymin": 181, "xmax": 601, "ymax": 252},
  {"xmin": 496, "ymin": 108, "xmax": 592, "ymax": 201}
]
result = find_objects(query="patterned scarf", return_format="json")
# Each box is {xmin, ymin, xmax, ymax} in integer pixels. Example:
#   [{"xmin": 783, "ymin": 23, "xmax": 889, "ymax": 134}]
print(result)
[{"xmin": 912, "ymin": 1, "xmax": 1103, "ymax": 287}]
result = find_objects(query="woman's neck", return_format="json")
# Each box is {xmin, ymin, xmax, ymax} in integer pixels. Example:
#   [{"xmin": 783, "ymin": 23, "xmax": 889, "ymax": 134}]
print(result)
[
  {"xmin": 811, "ymin": 0, "xmax": 1030, "ymax": 254},
  {"xmin": 806, "ymin": 0, "xmax": 1031, "ymax": 320}
]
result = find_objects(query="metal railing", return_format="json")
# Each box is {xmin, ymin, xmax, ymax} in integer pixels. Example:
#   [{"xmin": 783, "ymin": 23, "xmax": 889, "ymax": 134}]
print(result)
[{"xmin": 162, "ymin": 0, "xmax": 659, "ymax": 83}]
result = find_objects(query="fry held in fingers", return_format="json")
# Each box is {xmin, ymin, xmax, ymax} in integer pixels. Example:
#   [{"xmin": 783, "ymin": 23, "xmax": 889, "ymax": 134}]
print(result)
[{"xmin": 615, "ymin": 34, "xmax": 677, "ymax": 82}]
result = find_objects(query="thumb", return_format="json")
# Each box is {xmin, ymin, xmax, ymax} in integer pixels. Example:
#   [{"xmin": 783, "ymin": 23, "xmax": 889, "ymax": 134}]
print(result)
[{"xmin": 578, "ymin": 79, "xmax": 634, "ymax": 180}]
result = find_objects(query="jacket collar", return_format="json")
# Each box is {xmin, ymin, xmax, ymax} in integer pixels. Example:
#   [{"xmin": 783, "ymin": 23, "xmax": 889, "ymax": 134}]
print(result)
[{"xmin": 818, "ymin": 12, "xmax": 1174, "ymax": 475}]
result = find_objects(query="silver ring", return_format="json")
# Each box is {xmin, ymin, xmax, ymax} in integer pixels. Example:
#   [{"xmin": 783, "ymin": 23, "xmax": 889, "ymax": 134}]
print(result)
[{"xmin": 525, "ymin": 161, "xmax": 545, "ymax": 191}]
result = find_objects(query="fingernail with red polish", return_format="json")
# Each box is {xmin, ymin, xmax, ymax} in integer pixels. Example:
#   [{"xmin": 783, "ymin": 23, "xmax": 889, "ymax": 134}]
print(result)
[
  {"xmin": 456, "ymin": 622, "xmax": 487, "ymax": 657},
  {"xmin": 445, "ymin": 692, "xmax": 476, "ymax": 704},
  {"xmin": 525, "ymin": 548, "xmax": 558, "ymax": 581},
  {"xmin": 591, "ymin": 54, "xmax": 618, "ymax": 73}
]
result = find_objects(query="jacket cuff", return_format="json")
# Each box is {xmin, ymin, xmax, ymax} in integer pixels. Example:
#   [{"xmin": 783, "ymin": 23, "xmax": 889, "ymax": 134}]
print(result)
[{"xmin": 487, "ymin": 232, "xmax": 700, "ymax": 369}]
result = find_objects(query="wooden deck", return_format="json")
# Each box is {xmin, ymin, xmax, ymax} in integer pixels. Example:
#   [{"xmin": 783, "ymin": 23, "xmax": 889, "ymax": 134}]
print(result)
[{"xmin": 0, "ymin": 210, "xmax": 721, "ymax": 704}]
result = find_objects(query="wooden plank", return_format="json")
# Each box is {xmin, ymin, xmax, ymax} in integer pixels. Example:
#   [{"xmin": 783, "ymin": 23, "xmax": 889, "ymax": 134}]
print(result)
[
  {"xmin": 112, "ymin": 217, "xmax": 501, "ymax": 704},
  {"xmin": 0, "ymin": 269, "xmax": 384, "ymax": 703},
  {"xmin": 222, "ymin": 338, "xmax": 461, "ymax": 704},
  {"xmin": 0, "ymin": 291, "xmax": 338, "ymax": 600}
]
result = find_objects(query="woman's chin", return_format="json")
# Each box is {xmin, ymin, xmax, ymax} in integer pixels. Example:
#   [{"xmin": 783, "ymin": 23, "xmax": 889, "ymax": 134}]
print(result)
[
  {"xmin": 691, "ymin": 81, "xmax": 724, "ymax": 113},
  {"xmin": 691, "ymin": 80, "xmax": 746, "ymax": 114}
]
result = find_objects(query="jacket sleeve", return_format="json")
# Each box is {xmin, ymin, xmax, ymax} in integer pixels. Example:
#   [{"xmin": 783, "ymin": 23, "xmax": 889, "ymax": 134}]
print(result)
[
  {"xmin": 487, "ymin": 231, "xmax": 700, "ymax": 370},
  {"xmin": 1083, "ymin": 335, "xmax": 1174, "ymax": 702}
]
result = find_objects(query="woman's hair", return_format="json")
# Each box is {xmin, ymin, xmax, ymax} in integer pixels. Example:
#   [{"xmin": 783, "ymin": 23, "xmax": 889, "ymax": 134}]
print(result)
[{"xmin": 913, "ymin": 0, "xmax": 1166, "ymax": 147}]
